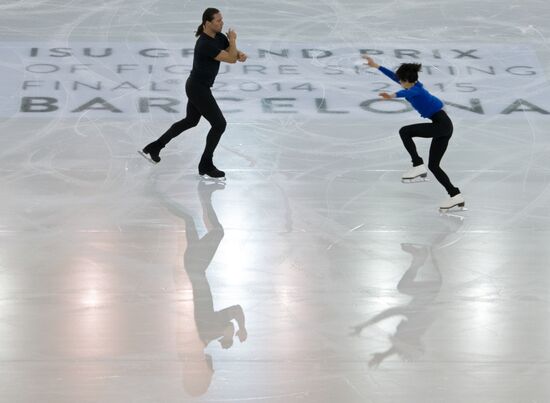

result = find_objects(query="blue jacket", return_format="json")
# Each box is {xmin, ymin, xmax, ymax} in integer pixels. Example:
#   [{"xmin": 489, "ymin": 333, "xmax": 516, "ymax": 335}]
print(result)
[{"xmin": 378, "ymin": 66, "xmax": 443, "ymax": 119}]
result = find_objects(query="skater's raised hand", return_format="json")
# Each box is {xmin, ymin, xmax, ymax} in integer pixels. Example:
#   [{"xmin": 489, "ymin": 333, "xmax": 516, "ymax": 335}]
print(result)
[
  {"xmin": 362, "ymin": 54, "xmax": 379, "ymax": 68},
  {"xmin": 227, "ymin": 28, "xmax": 237, "ymax": 41}
]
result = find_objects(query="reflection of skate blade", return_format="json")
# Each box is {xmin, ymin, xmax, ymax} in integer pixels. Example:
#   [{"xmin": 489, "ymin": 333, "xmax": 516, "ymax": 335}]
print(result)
[
  {"xmin": 198, "ymin": 181, "xmax": 226, "ymax": 191},
  {"xmin": 439, "ymin": 210, "xmax": 466, "ymax": 220},
  {"xmin": 138, "ymin": 150, "xmax": 158, "ymax": 165},
  {"xmin": 401, "ymin": 174, "xmax": 428, "ymax": 183}
]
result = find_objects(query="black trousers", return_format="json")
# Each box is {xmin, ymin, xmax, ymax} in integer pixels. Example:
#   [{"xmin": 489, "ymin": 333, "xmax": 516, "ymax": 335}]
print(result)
[
  {"xmin": 157, "ymin": 78, "xmax": 226, "ymax": 166},
  {"xmin": 399, "ymin": 110, "xmax": 460, "ymax": 196}
]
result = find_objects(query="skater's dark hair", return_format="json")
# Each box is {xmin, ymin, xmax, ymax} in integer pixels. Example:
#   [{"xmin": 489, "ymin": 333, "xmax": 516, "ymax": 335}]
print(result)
[
  {"xmin": 396, "ymin": 63, "xmax": 422, "ymax": 83},
  {"xmin": 196, "ymin": 8, "xmax": 220, "ymax": 37}
]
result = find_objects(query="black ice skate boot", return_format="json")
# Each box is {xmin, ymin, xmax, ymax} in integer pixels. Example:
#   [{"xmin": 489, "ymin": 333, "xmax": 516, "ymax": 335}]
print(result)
[
  {"xmin": 198, "ymin": 159, "xmax": 225, "ymax": 180},
  {"xmin": 139, "ymin": 141, "xmax": 163, "ymax": 164}
]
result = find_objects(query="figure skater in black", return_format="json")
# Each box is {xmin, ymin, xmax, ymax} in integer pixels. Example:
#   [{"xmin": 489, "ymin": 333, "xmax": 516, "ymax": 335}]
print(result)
[{"xmin": 140, "ymin": 8, "xmax": 247, "ymax": 179}]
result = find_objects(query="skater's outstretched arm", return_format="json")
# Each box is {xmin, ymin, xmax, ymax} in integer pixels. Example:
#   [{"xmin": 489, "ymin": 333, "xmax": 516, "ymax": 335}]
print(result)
[{"xmin": 363, "ymin": 54, "xmax": 400, "ymax": 83}]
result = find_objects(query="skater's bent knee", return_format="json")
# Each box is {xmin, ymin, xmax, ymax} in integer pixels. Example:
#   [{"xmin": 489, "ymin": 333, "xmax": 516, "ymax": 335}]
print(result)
[
  {"xmin": 188, "ymin": 118, "xmax": 200, "ymax": 128},
  {"xmin": 172, "ymin": 118, "xmax": 199, "ymax": 130},
  {"xmin": 428, "ymin": 162, "xmax": 441, "ymax": 172},
  {"xmin": 213, "ymin": 119, "xmax": 227, "ymax": 132},
  {"xmin": 185, "ymin": 117, "xmax": 201, "ymax": 128},
  {"xmin": 399, "ymin": 127, "xmax": 411, "ymax": 137}
]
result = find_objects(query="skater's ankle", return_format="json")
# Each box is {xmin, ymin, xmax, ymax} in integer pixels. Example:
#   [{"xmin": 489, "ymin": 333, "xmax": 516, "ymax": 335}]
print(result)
[
  {"xmin": 142, "ymin": 141, "xmax": 163, "ymax": 163},
  {"xmin": 199, "ymin": 159, "xmax": 215, "ymax": 169},
  {"xmin": 144, "ymin": 141, "xmax": 163, "ymax": 151}
]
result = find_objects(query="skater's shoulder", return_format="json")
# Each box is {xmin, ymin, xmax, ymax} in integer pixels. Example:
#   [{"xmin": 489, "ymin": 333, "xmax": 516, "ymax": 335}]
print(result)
[
  {"xmin": 216, "ymin": 32, "xmax": 230, "ymax": 46},
  {"xmin": 196, "ymin": 33, "xmax": 211, "ymax": 45},
  {"xmin": 397, "ymin": 82, "xmax": 424, "ymax": 97},
  {"xmin": 407, "ymin": 82, "xmax": 429, "ymax": 96},
  {"xmin": 196, "ymin": 33, "xmax": 227, "ymax": 51},
  {"xmin": 197, "ymin": 32, "xmax": 226, "ymax": 42}
]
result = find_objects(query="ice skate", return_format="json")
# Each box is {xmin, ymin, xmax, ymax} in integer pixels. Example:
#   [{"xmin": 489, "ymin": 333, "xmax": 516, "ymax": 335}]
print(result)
[
  {"xmin": 138, "ymin": 141, "xmax": 162, "ymax": 164},
  {"xmin": 439, "ymin": 193, "xmax": 466, "ymax": 212},
  {"xmin": 401, "ymin": 164, "xmax": 428, "ymax": 183},
  {"xmin": 198, "ymin": 162, "xmax": 226, "ymax": 181}
]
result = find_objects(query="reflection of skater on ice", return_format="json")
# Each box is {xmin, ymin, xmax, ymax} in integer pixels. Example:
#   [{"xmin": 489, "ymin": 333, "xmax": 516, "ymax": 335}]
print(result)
[
  {"xmin": 183, "ymin": 181, "xmax": 247, "ymax": 350},
  {"xmin": 351, "ymin": 243, "xmax": 441, "ymax": 368},
  {"xmin": 165, "ymin": 180, "xmax": 247, "ymax": 396},
  {"xmin": 351, "ymin": 215, "xmax": 463, "ymax": 368}
]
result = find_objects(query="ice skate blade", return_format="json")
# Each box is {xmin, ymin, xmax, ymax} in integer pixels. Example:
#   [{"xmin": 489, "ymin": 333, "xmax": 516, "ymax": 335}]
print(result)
[
  {"xmin": 198, "ymin": 174, "xmax": 226, "ymax": 182},
  {"xmin": 138, "ymin": 150, "xmax": 158, "ymax": 165},
  {"xmin": 439, "ymin": 203, "xmax": 467, "ymax": 213},
  {"xmin": 401, "ymin": 176, "xmax": 429, "ymax": 183}
]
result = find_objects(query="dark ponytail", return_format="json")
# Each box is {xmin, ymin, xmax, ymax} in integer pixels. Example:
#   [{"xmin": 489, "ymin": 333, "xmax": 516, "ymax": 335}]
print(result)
[
  {"xmin": 395, "ymin": 63, "xmax": 422, "ymax": 83},
  {"xmin": 196, "ymin": 23, "xmax": 204, "ymax": 37},
  {"xmin": 195, "ymin": 7, "xmax": 220, "ymax": 37}
]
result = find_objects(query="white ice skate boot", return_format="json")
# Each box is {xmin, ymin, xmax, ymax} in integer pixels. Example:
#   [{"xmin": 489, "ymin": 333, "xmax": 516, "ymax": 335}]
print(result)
[
  {"xmin": 401, "ymin": 164, "xmax": 428, "ymax": 183},
  {"xmin": 439, "ymin": 193, "xmax": 466, "ymax": 212}
]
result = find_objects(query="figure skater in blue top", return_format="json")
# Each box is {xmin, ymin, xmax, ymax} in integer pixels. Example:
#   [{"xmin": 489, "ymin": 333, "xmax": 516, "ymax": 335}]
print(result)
[{"xmin": 363, "ymin": 54, "xmax": 465, "ymax": 211}]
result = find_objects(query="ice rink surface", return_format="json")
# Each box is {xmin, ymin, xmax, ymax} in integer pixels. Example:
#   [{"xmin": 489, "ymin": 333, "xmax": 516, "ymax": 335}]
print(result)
[{"xmin": 1, "ymin": 1, "xmax": 550, "ymax": 402}]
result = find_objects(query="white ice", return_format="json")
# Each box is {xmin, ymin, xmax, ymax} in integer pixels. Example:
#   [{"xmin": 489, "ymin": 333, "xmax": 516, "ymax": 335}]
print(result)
[{"xmin": 1, "ymin": 1, "xmax": 550, "ymax": 402}]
